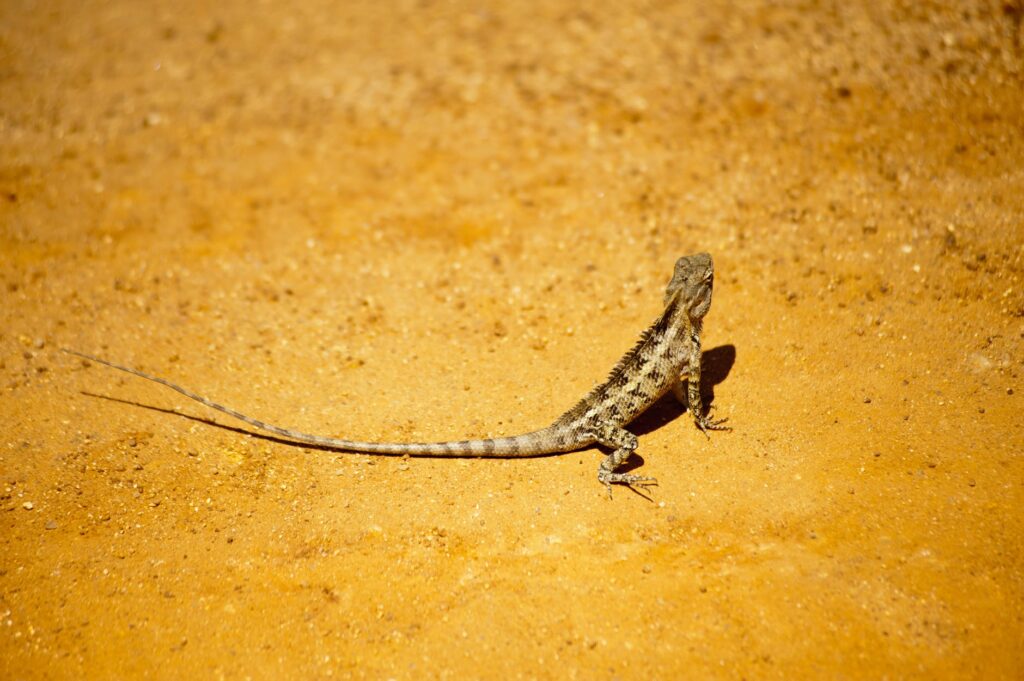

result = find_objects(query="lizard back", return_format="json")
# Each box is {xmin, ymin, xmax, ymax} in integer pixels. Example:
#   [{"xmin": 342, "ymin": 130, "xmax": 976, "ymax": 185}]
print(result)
[{"xmin": 552, "ymin": 287, "xmax": 693, "ymax": 433}]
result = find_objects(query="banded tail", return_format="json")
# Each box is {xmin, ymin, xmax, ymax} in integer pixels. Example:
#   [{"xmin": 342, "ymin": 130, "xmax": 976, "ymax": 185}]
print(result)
[{"xmin": 62, "ymin": 349, "xmax": 580, "ymax": 458}]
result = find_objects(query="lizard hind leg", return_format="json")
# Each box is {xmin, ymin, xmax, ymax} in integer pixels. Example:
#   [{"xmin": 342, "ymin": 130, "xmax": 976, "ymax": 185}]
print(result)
[{"xmin": 590, "ymin": 423, "xmax": 657, "ymax": 498}]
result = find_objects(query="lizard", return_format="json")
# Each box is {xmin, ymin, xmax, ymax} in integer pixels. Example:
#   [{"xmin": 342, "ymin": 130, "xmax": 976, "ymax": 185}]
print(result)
[{"xmin": 63, "ymin": 252, "xmax": 729, "ymax": 495}]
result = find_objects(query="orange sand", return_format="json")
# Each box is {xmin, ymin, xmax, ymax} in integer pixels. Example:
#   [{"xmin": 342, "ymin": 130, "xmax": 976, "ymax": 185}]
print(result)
[{"xmin": 1, "ymin": 1, "xmax": 1022, "ymax": 677}]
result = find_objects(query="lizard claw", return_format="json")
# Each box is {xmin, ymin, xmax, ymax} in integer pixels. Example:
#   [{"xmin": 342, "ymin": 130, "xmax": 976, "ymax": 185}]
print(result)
[
  {"xmin": 599, "ymin": 473, "xmax": 659, "ymax": 499},
  {"xmin": 695, "ymin": 409, "xmax": 731, "ymax": 437}
]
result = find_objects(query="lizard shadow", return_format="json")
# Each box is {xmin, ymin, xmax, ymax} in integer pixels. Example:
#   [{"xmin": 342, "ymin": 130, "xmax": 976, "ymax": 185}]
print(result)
[{"xmin": 79, "ymin": 391, "xmax": 346, "ymax": 453}]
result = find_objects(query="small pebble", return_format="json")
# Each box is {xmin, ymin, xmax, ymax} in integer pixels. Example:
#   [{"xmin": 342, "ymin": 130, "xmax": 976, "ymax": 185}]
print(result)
[
  {"xmin": 22, "ymin": 501, "xmax": 33, "ymax": 510},
  {"xmin": 45, "ymin": 520, "xmax": 57, "ymax": 530}
]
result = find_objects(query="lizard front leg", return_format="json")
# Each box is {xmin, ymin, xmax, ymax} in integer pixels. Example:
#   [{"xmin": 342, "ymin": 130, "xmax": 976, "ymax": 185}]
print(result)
[
  {"xmin": 590, "ymin": 423, "xmax": 657, "ymax": 497},
  {"xmin": 671, "ymin": 378, "xmax": 717, "ymax": 429},
  {"xmin": 680, "ymin": 333, "xmax": 730, "ymax": 436}
]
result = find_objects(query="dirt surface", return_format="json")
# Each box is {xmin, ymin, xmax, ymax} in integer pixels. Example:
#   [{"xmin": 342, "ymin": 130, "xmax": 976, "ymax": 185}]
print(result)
[{"xmin": 2, "ymin": 0, "xmax": 1023, "ymax": 677}]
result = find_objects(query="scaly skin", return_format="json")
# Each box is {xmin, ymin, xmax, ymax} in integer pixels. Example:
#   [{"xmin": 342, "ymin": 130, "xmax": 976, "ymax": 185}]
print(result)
[{"xmin": 64, "ymin": 253, "xmax": 729, "ymax": 495}]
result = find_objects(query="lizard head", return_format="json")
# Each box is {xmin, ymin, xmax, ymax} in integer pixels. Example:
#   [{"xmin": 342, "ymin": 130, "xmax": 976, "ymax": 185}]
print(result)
[{"xmin": 664, "ymin": 252, "xmax": 714, "ymax": 320}]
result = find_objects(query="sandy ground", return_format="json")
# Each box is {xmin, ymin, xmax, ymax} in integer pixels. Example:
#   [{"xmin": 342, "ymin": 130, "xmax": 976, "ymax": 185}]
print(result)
[{"xmin": 2, "ymin": 0, "xmax": 1023, "ymax": 678}]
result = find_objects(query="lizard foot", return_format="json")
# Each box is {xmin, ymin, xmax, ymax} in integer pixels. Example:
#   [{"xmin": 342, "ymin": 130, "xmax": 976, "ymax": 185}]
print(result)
[
  {"xmin": 598, "ymin": 472, "xmax": 659, "ymax": 499},
  {"xmin": 695, "ymin": 406, "xmax": 731, "ymax": 438}
]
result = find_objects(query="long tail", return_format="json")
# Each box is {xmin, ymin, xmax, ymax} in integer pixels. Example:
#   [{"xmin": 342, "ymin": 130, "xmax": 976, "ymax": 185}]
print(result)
[{"xmin": 63, "ymin": 349, "xmax": 575, "ymax": 457}]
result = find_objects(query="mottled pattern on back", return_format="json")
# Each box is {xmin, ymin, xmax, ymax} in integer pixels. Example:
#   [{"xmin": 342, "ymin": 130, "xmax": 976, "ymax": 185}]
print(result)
[{"xmin": 554, "ymin": 295, "xmax": 685, "ymax": 431}]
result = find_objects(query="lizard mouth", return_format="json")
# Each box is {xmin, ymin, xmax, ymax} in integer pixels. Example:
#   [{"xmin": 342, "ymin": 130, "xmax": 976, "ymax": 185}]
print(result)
[{"xmin": 689, "ymin": 282, "xmax": 713, "ymax": 319}]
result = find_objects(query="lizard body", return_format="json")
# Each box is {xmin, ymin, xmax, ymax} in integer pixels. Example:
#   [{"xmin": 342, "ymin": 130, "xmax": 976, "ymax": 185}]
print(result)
[{"xmin": 65, "ymin": 252, "xmax": 728, "ymax": 494}]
